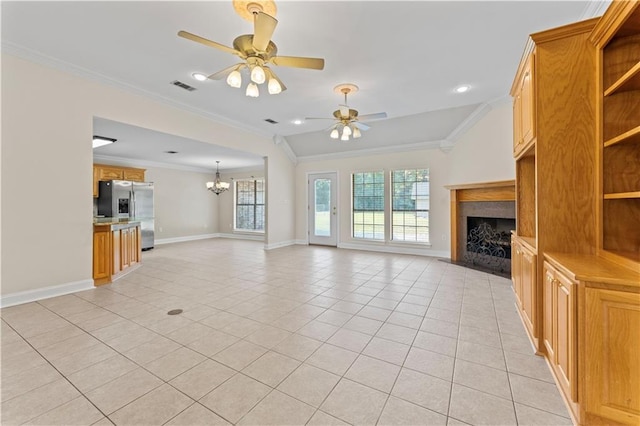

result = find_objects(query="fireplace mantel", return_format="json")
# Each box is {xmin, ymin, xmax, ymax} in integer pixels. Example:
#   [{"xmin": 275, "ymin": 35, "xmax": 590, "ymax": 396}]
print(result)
[{"xmin": 445, "ymin": 180, "xmax": 516, "ymax": 262}]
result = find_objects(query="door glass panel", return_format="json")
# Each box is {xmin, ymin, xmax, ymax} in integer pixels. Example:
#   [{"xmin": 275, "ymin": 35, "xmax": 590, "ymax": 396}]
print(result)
[{"xmin": 314, "ymin": 178, "xmax": 331, "ymax": 236}]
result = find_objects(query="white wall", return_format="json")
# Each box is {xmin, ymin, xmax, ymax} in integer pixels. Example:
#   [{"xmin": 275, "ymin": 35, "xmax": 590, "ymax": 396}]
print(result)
[{"xmin": 1, "ymin": 53, "xmax": 295, "ymax": 297}]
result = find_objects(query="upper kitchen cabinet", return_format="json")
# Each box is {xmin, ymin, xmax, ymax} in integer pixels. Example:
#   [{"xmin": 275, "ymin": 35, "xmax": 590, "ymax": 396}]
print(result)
[
  {"xmin": 511, "ymin": 50, "xmax": 536, "ymax": 158},
  {"xmin": 93, "ymin": 164, "xmax": 146, "ymax": 197},
  {"xmin": 590, "ymin": 1, "xmax": 640, "ymax": 270}
]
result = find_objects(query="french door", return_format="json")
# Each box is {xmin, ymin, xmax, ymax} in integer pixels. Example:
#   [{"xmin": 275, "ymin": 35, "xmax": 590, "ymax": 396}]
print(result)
[{"xmin": 308, "ymin": 172, "xmax": 337, "ymax": 246}]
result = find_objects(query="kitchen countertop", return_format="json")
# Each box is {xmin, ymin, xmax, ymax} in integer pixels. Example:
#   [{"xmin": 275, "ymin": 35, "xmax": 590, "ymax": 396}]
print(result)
[{"xmin": 93, "ymin": 218, "xmax": 141, "ymax": 230}]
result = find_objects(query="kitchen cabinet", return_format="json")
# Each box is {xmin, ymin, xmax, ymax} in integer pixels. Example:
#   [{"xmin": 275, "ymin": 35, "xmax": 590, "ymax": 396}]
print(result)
[
  {"xmin": 93, "ymin": 164, "xmax": 146, "ymax": 197},
  {"xmin": 93, "ymin": 221, "xmax": 141, "ymax": 285},
  {"xmin": 93, "ymin": 225, "xmax": 111, "ymax": 284}
]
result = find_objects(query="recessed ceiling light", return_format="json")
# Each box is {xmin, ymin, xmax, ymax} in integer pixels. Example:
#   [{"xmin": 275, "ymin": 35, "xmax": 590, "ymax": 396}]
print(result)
[
  {"xmin": 292, "ymin": 119, "xmax": 303, "ymax": 125},
  {"xmin": 192, "ymin": 73, "xmax": 207, "ymax": 82},
  {"xmin": 455, "ymin": 85, "xmax": 471, "ymax": 93}
]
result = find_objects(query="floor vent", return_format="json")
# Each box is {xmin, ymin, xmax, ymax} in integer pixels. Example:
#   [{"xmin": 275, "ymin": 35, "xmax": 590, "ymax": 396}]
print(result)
[{"xmin": 170, "ymin": 80, "xmax": 197, "ymax": 91}]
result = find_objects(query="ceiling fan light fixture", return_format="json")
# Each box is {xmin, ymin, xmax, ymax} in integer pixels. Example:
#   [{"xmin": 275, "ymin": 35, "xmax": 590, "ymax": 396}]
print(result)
[
  {"xmin": 246, "ymin": 82, "xmax": 259, "ymax": 97},
  {"xmin": 268, "ymin": 77, "xmax": 282, "ymax": 94},
  {"xmin": 353, "ymin": 127, "xmax": 362, "ymax": 138},
  {"xmin": 250, "ymin": 65, "xmax": 266, "ymax": 84},
  {"xmin": 342, "ymin": 125, "xmax": 352, "ymax": 137},
  {"xmin": 341, "ymin": 133, "xmax": 349, "ymax": 141},
  {"xmin": 227, "ymin": 70, "xmax": 242, "ymax": 88},
  {"xmin": 330, "ymin": 128, "xmax": 339, "ymax": 139}
]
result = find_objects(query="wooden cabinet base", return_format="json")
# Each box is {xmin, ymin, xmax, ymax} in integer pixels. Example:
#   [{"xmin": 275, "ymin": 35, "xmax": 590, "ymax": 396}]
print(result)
[{"xmin": 93, "ymin": 223, "xmax": 142, "ymax": 286}]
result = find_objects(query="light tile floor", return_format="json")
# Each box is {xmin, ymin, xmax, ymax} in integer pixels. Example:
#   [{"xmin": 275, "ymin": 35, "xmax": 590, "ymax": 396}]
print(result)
[{"xmin": 1, "ymin": 239, "xmax": 573, "ymax": 425}]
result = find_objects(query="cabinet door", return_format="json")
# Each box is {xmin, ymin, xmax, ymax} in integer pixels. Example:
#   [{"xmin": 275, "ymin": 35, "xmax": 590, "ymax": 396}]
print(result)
[
  {"xmin": 513, "ymin": 93, "xmax": 523, "ymax": 156},
  {"xmin": 98, "ymin": 166, "xmax": 124, "ymax": 181},
  {"xmin": 93, "ymin": 229, "xmax": 111, "ymax": 280},
  {"xmin": 543, "ymin": 263, "xmax": 555, "ymax": 359},
  {"xmin": 555, "ymin": 272, "xmax": 575, "ymax": 402},
  {"xmin": 585, "ymin": 288, "xmax": 640, "ymax": 424},
  {"xmin": 123, "ymin": 168, "xmax": 145, "ymax": 182},
  {"xmin": 121, "ymin": 228, "xmax": 130, "ymax": 269},
  {"xmin": 112, "ymin": 229, "xmax": 121, "ymax": 275},
  {"xmin": 520, "ymin": 248, "xmax": 537, "ymax": 336},
  {"xmin": 512, "ymin": 241, "xmax": 523, "ymax": 308},
  {"xmin": 520, "ymin": 53, "xmax": 535, "ymax": 146}
]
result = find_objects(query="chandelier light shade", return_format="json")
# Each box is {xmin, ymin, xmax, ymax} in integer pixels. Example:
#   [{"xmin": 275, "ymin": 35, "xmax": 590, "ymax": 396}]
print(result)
[
  {"xmin": 206, "ymin": 161, "xmax": 230, "ymax": 195},
  {"xmin": 268, "ymin": 77, "xmax": 282, "ymax": 94},
  {"xmin": 246, "ymin": 82, "xmax": 259, "ymax": 97},
  {"xmin": 353, "ymin": 127, "xmax": 362, "ymax": 138},
  {"xmin": 343, "ymin": 125, "xmax": 352, "ymax": 137},
  {"xmin": 250, "ymin": 65, "xmax": 266, "ymax": 84},
  {"xmin": 330, "ymin": 128, "xmax": 339, "ymax": 139},
  {"xmin": 226, "ymin": 70, "xmax": 242, "ymax": 88}
]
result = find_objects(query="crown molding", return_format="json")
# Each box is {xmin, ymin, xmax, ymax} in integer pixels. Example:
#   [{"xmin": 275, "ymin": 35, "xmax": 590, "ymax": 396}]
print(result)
[
  {"xmin": 446, "ymin": 102, "xmax": 493, "ymax": 143},
  {"xmin": 2, "ymin": 41, "xmax": 272, "ymax": 139},
  {"xmin": 276, "ymin": 136, "xmax": 299, "ymax": 165},
  {"xmin": 297, "ymin": 139, "xmax": 444, "ymax": 163}
]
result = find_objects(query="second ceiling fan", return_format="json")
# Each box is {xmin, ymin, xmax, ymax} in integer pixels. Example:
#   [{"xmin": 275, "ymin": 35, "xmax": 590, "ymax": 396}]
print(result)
[
  {"xmin": 178, "ymin": 1, "xmax": 325, "ymax": 97},
  {"xmin": 306, "ymin": 84, "xmax": 388, "ymax": 141}
]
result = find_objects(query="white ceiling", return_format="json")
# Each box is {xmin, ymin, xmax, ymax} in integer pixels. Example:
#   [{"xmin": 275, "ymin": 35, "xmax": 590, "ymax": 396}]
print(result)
[{"xmin": 2, "ymin": 1, "xmax": 606, "ymax": 171}]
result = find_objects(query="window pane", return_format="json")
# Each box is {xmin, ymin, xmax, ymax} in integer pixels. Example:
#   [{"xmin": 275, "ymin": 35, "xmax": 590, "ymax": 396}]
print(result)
[
  {"xmin": 391, "ymin": 169, "xmax": 429, "ymax": 243},
  {"xmin": 352, "ymin": 171, "xmax": 384, "ymax": 240},
  {"xmin": 314, "ymin": 178, "xmax": 331, "ymax": 236},
  {"xmin": 235, "ymin": 179, "xmax": 265, "ymax": 231}
]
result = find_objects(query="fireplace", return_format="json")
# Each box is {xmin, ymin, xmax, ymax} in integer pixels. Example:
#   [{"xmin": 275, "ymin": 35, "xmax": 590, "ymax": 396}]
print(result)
[
  {"xmin": 464, "ymin": 216, "xmax": 515, "ymax": 272},
  {"xmin": 445, "ymin": 180, "xmax": 516, "ymax": 276}
]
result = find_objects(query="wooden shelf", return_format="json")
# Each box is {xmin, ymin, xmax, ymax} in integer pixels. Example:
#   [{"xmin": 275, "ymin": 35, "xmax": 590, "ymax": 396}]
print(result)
[
  {"xmin": 604, "ymin": 191, "xmax": 640, "ymax": 199},
  {"xmin": 604, "ymin": 125, "xmax": 640, "ymax": 147},
  {"xmin": 604, "ymin": 61, "xmax": 640, "ymax": 96}
]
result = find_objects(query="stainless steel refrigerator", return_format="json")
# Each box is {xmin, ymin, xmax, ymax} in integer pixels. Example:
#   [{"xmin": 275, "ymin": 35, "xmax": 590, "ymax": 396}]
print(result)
[{"xmin": 97, "ymin": 180, "xmax": 155, "ymax": 250}]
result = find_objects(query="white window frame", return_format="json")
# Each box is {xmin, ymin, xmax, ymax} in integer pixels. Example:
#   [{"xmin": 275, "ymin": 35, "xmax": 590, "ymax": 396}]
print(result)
[{"xmin": 233, "ymin": 177, "xmax": 265, "ymax": 233}]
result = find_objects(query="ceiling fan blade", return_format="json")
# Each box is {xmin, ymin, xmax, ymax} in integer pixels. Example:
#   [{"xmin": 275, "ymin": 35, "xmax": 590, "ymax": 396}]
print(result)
[
  {"xmin": 253, "ymin": 12, "xmax": 278, "ymax": 52},
  {"xmin": 178, "ymin": 31, "xmax": 240, "ymax": 56},
  {"xmin": 271, "ymin": 56, "xmax": 325, "ymax": 70},
  {"xmin": 339, "ymin": 105, "xmax": 350, "ymax": 119},
  {"xmin": 207, "ymin": 63, "xmax": 245, "ymax": 80},
  {"xmin": 353, "ymin": 122, "xmax": 371, "ymax": 131},
  {"xmin": 358, "ymin": 112, "xmax": 388, "ymax": 121}
]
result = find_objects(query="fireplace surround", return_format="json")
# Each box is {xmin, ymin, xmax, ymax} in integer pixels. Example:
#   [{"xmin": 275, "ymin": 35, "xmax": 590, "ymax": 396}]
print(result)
[{"xmin": 445, "ymin": 180, "xmax": 516, "ymax": 274}]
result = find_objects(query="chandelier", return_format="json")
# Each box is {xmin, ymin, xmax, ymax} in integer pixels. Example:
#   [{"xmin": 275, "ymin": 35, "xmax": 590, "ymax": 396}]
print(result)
[{"xmin": 206, "ymin": 161, "xmax": 230, "ymax": 195}]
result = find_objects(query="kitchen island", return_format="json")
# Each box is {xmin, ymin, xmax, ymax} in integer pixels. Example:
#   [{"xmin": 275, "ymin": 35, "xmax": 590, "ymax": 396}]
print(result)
[{"xmin": 93, "ymin": 219, "xmax": 142, "ymax": 285}]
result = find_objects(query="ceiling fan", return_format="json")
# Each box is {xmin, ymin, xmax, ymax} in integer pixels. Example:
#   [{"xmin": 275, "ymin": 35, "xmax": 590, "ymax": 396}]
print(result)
[
  {"xmin": 178, "ymin": 2, "xmax": 325, "ymax": 97},
  {"xmin": 306, "ymin": 84, "xmax": 388, "ymax": 141}
]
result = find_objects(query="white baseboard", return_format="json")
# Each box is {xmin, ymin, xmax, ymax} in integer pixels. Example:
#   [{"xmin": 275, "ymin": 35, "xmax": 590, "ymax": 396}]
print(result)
[
  {"xmin": 0, "ymin": 279, "xmax": 95, "ymax": 308},
  {"xmin": 264, "ymin": 239, "xmax": 297, "ymax": 250},
  {"xmin": 155, "ymin": 233, "xmax": 219, "ymax": 245},
  {"xmin": 338, "ymin": 241, "xmax": 450, "ymax": 258},
  {"xmin": 294, "ymin": 239, "xmax": 309, "ymax": 245},
  {"xmin": 218, "ymin": 233, "xmax": 264, "ymax": 241}
]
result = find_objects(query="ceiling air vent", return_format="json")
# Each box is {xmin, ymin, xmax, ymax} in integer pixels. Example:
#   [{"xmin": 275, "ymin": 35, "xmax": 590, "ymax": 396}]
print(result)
[
  {"xmin": 170, "ymin": 80, "xmax": 197, "ymax": 92},
  {"xmin": 264, "ymin": 118, "xmax": 278, "ymax": 124}
]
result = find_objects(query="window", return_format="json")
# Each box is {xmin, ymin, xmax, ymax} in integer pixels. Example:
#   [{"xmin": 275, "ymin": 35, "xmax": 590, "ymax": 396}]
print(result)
[
  {"xmin": 352, "ymin": 171, "xmax": 385, "ymax": 239},
  {"xmin": 235, "ymin": 179, "xmax": 265, "ymax": 231},
  {"xmin": 392, "ymin": 168, "xmax": 429, "ymax": 242}
]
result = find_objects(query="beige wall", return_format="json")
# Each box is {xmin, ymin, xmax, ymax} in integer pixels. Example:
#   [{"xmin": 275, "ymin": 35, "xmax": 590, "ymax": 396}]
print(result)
[
  {"xmin": 447, "ymin": 101, "xmax": 515, "ymax": 185},
  {"xmin": 144, "ymin": 167, "xmax": 219, "ymax": 240},
  {"xmin": 1, "ymin": 54, "xmax": 294, "ymax": 296}
]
